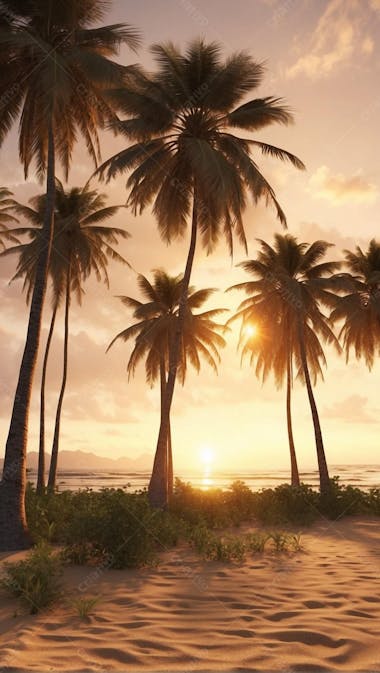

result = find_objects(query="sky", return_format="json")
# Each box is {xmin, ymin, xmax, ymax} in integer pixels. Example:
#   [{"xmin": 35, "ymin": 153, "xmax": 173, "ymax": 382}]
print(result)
[{"xmin": 0, "ymin": 0, "xmax": 380, "ymax": 475}]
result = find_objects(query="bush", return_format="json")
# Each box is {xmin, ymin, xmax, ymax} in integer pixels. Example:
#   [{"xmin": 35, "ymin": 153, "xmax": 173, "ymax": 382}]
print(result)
[
  {"xmin": 0, "ymin": 543, "xmax": 62, "ymax": 613},
  {"xmin": 251, "ymin": 483, "xmax": 319, "ymax": 526},
  {"xmin": 318, "ymin": 478, "xmax": 370, "ymax": 519},
  {"xmin": 366, "ymin": 488, "xmax": 380, "ymax": 515},
  {"xmin": 170, "ymin": 479, "xmax": 237, "ymax": 528},
  {"xmin": 61, "ymin": 489, "xmax": 177, "ymax": 569}
]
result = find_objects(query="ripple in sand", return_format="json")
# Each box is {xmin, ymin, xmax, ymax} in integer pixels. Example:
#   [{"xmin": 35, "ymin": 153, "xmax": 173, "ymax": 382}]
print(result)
[{"xmin": 266, "ymin": 611, "xmax": 300, "ymax": 622}]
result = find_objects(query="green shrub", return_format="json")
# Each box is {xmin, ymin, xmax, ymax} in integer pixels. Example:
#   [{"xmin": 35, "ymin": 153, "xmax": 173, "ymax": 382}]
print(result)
[
  {"xmin": 251, "ymin": 483, "xmax": 319, "ymax": 526},
  {"xmin": 188, "ymin": 525, "xmax": 242, "ymax": 562},
  {"xmin": 0, "ymin": 543, "xmax": 62, "ymax": 614},
  {"xmin": 318, "ymin": 478, "xmax": 370, "ymax": 519},
  {"xmin": 68, "ymin": 595, "xmax": 101, "ymax": 619},
  {"xmin": 245, "ymin": 532, "xmax": 270, "ymax": 553},
  {"xmin": 366, "ymin": 488, "xmax": 380, "ymax": 515},
  {"xmin": 268, "ymin": 531, "xmax": 289, "ymax": 552}
]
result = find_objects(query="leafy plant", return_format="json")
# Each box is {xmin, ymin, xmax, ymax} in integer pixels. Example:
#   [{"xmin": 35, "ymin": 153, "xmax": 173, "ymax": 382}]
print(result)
[
  {"xmin": 0, "ymin": 544, "xmax": 62, "ymax": 613},
  {"xmin": 69, "ymin": 595, "xmax": 101, "ymax": 619},
  {"xmin": 268, "ymin": 531, "xmax": 289, "ymax": 552},
  {"xmin": 245, "ymin": 532, "xmax": 270, "ymax": 553},
  {"xmin": 289, "ymin": 533, "xmax": 303, "ymax": 552}
]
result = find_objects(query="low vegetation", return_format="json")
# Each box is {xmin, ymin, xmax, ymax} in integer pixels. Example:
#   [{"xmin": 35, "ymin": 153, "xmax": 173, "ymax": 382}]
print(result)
[
  {"xmin": 23, "ymin": 477, "xmax": 380, "ymax": 570},
  {"xmin": 0, "ymin": 543, "xmax": 62, "ymax": 614},
  {"xmin": 1, "ymin": 477, "xmax": 379, "ymax": 613},
  {"xmin": 68, "ymin": 595, "xmax": 101, "ymax": 620}
]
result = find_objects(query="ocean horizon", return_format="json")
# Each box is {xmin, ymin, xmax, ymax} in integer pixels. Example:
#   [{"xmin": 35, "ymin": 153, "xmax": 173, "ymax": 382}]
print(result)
[{"xmin": 26, "ymin": 464, "xmax": 380, "ymax": 492}]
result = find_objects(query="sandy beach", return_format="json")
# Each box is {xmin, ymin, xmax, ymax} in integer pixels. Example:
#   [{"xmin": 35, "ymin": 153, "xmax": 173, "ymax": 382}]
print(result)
[{"xmin": 1, "ymin": 517, "xmax": 380, "ymax": 672}]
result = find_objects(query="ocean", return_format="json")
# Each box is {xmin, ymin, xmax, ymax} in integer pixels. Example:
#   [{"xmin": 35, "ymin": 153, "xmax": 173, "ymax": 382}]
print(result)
[{"xmin": 26, "ymin": 464, "xmax": 380, "ymax": 492}]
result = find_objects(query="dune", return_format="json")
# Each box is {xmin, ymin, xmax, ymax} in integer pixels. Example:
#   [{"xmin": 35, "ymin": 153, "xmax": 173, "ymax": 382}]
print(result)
[{"xmin": 1, "ymin": 517, "xmax": 380, "ymax": 672}]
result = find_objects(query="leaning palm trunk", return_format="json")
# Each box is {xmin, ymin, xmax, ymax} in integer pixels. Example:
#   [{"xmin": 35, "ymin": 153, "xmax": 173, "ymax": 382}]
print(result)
[
  {"xmin": 297, "ymin": 320, "xmax": 330, "ymax": 494},
  {"xmin": 0, "ymin": 124, "xmax": 56, "ymax": 551},
  {"xmin": 48, "ymin": 267, "xmax": 70, "ymax": 491},
  {"xmin": 167, "ymin": 419, "xmax": 173, "ymax": 499},
  {"xmin": 286, "ymin": 355, "xmax": 300, "ymax": 487},
  {"xmin": 37, "ymin": 302, "xmax": 58, "ymax": 493},
  {"xmin": 148, "ymin": 196, "xmax": 198, "ymax": 507}
]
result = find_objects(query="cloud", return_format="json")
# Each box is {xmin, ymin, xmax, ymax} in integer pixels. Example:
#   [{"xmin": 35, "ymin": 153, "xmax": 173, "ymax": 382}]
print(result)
[
  {"xmin": 308, "ymin": 165, "xmax": 378, "ymax": 204},
  {"xmin": 324, "ymin": 395, "xmax": 378, "ymax": 423},
  {"xmin": 287, "ymin": 0, "xmax": 376, "ymax": 79}
]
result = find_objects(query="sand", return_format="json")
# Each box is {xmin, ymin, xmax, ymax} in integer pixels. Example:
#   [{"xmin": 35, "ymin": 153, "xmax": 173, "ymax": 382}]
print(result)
[{"xmin": 1, "ymin": 517, "xmax": 380, "ymax": 672}]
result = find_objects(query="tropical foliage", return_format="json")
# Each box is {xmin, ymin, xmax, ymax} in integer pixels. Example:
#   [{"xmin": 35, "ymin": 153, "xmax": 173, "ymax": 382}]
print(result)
[
  {"xmin": 0, "ymin": 187, "xmax": 19, "ymax": 250},
  {"xmin": 1, "ymin": 1, "xmax": 376, "ymax": 555},
  {"xmin": 330, "ymin": 240, "xmax": 380, "ymax": 368},
  {"xmin": 0, "ymin": 0, "xmax": 139, "ymax": 550},
  {"xmin": 2, "ymin": 181, "xmax": 128, "ymax": 491},
  {"xmin": 229, "ymin": 234, "xmax": 341, "ymax": 493},
  {"xmin": 97, "ymin": 38, "xmax": 305, "ymax": 506},
  {"xmin": 108, "ymin": 269, "xmax": 227, "ymax": 496}
]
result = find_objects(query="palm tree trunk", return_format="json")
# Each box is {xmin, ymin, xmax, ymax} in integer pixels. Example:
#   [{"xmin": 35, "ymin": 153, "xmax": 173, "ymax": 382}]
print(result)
[
  {"xmin": 168, "ymin": 419, "xmax": 173, "ymax": 499},
  {"xmin": 148, "ymin": 193, "xmax": 198, "ymax": 507},
  {"xmin": 0, "ymin": 124, "xmax": 55, "ymax": 551},
  {"xmin": 297, "ymin": 319, "xmax": 330, "ymax": 494},
  {"xmin": 37, "ymin": 302, "xmax": 58, "ymax": 494},
  {"xmin": 48, "ymin": 268, "xmax": 70, "ymax": 491},
  {"xmin": 158, "ymin": 356, "xmax": 174, "ymax": 499},
  {"xmin": 286, "ymin": 355, "xmax": 300, "ymax": 487}
]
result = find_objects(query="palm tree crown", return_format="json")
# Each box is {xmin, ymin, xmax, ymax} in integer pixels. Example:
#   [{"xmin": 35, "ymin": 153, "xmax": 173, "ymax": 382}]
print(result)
[
  {"xmin": 99, "ymin": 39, "xmax": 304, "ymax": 253},
  {"xmin": 108, "ymin": 269, "xmax": 227, "ymax": 384},
  {"xmin": 231, "ymin": 235, "xmax": 341, "ymax": 384},
  {"xmin": 0, "ymin": 0, "xmax": 140, "ymax": 179},
  {"xmin": 3, "ymin": 180, "xmax": 129, "ymax": 302},
  {"xmin": 330, "ymin": 239, "xmax": 380, "ymax": 369}
]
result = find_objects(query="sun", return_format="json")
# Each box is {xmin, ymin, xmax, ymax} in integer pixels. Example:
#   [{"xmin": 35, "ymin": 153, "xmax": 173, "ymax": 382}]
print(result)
[
  {"xmin": 199, "ymin": 445, "xmax": 215, "ymax": 465},
  {"xmin": 244, "ymin": 324, "xmax": 257, "ymax": 338}
]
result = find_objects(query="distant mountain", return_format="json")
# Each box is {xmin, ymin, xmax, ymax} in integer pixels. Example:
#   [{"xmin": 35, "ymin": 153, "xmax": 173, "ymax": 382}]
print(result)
[{"xmin": 1, "ymin": 450, "xmax": 152, "ymax": 472}]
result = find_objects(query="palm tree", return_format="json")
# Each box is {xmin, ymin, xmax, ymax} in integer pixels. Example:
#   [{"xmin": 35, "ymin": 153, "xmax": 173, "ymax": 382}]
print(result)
[
  {"xmin": 0, "ymin": 0, "xmax": 139, "ymax": 549},
  {"xmin": 97, "ymin": 39, "xmax": 305, "ymax": 506},
  {"xmin": 330, "ymin": 240, "xmax": 380, "ymax": 369},
  {"xmin": 2, "ymin": 181, "xmax": 129, "ymax": 492},
  {"xmin": 108, "ymin": 269, "xmax": 227, "ymax": 496},
  {"xmin": 229, "ymin": 234, "xmax": 341, "ymax": 494},
  {"xmin": 229, "ymin": 309, "xmax": 301, "ymax": 486}
]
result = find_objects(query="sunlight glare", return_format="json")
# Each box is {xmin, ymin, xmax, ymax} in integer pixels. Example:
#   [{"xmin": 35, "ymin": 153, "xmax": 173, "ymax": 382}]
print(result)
[
  {"xmin": 200, "ymin": 445, "xmax": 215, "ymax": 465},
  {"xmin": 244, "ymin": 324, "xmax": 257, "ymax": 338}
]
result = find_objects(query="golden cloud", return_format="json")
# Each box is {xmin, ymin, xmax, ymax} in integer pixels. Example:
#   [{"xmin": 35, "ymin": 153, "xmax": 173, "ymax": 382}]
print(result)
[
  {"xmin": 287, "ymin": 0, "xmax": 376, "ymax": 79},
  {"xmin": 308, "ymin": 165, "xmax": 378, "ymax": 204}
]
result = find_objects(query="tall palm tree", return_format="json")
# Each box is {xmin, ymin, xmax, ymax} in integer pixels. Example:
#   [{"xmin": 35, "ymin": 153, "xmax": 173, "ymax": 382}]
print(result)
[
  {"xmin": 97, "ymin": 39, "xmax": 305, "ymax": 506},
  {"xmin": 2, "ymin": 181, "xmax": 128, "ymax": 492},
  {"xmin": 0, "ymin": 0, "xmax": 139, "ymax": 549},
  {"xmin": 229, "ymin": 234, "xmax": 341, "ymax": 494},
  {"xmin": 108, "ymin": 269, "xmax": 227, "ymax": 496},
  {"xmin": 330, "ymin": 240, "xmax": 380, "ymax": 369}
]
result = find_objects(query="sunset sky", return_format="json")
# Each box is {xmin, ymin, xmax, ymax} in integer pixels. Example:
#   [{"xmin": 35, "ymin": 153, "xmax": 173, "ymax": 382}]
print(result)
[{"xmin": 0, "ymin": 0, "xmax": 379, "ymax": 474}]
